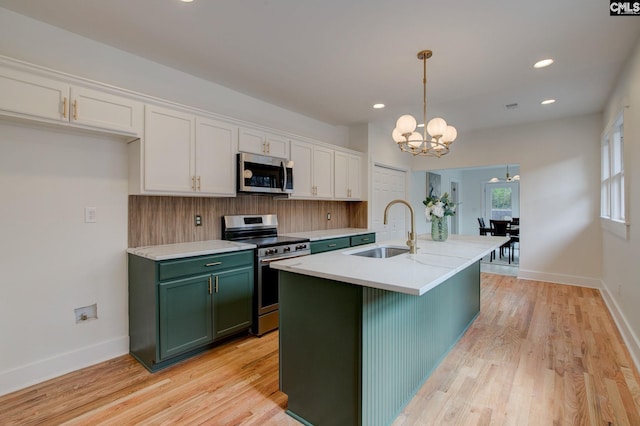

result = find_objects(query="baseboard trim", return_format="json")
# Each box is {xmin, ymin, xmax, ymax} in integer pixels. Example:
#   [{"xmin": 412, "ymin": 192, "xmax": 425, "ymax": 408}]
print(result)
[
  {"xmin": 517, "ymin": 269, "xmax": 602, "ymax": 289},
  {"xmin": 0, "ymin": 336, "xmax": 129, "ymax": 397},
  {"xmin": 599, "ymin": 282, "xmax": 640, "ymax": 374}
]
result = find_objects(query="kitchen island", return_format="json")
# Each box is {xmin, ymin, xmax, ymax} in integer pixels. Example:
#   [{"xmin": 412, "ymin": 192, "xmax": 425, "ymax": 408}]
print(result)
[{"xmin": 270, "ymin": 234, "xmax": 507, "ymax": 426}]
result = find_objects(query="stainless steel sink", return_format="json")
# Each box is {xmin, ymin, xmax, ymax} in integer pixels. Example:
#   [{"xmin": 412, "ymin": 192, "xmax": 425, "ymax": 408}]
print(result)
[{"xmin": 346, "ymin": 245, "xmax": 410, "ymax": 258}]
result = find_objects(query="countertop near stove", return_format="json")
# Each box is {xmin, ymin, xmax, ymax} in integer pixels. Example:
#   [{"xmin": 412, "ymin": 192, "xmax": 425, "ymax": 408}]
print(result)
[
  {"xmin": 281, "ymin": 228, "xmax": 374, "ymax": 241},
  {"xmin": 127, "ymin": 240, "xmax": 256, "ymax": 261},
  {"xmin": 270, "ymin": 234, "xmax": 506, "ymax": 296}
]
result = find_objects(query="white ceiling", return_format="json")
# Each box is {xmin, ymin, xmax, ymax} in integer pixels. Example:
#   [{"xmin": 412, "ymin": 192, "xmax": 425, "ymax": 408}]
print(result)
[{"xmin": 1, "ymin": 0, "xmax": 638, "ymax": 133}]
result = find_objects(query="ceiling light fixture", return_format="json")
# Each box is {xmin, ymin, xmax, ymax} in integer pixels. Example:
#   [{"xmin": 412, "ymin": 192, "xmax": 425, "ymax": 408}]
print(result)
[
  {"xmin": 373, "ymin": 103, "xmax": 385, "ymax": 109},
  {"xmin": 534, "ymin": 58, "xmax": 554, "ymax": 68},
  {"xmin": 392, "ymin": 50, "xmax": 457, "ymax": 157},
  {"xmin": 541, "ymin": 99, "xmax": 556, "ymax": 105},
  {"xmin": 490, "ymin": 164, "xmax": 520, "ymax": 182}
]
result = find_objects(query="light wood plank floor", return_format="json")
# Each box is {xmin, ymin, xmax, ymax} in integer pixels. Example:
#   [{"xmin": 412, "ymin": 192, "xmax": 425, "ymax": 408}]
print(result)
[{"xmin": 2, "ymin": 274, "xmax": 639, "ymax": 425}]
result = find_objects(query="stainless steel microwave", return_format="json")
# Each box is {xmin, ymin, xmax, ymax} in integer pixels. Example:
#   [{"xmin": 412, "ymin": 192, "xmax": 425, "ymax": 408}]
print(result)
[{"xmin": 237, "ymin": 152, "xmax": 294, "ymax": 194}]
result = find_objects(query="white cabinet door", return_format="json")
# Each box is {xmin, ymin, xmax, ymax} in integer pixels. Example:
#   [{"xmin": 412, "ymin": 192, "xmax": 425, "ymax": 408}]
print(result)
[
  {"xmin": 0, "ymin": 65, "xmax": 68, "ymax": 122},
  {"xmin": 348, "ymin": 154, "xmax": 362, "ymax": 199},
  {"xmin": 195, "ymin": 117, "xmax": 237, "ymax": 196},
  {"xmin": 265, "ymin": 133, "xmax": 289, "ymax": 158},
  {"xmin": 70, "ymin": 86, "xmax": 143, "ymax": 136},
  {"xmin": 144, "ymin": 105, "xmax": 195, "ymax": 193},
  {"xmin": 290, "ymin": 140, "xmax": 314, "ymax": 198},
  {"xmin": 239, "ymin": 127, "xmax": 289, "ymax": 158},
  {"xmin": 290, "ymin": 140, "xmax": 334, "ymax": 199},
  {"xmin": 334, "ymin": 151, "xmax": 362, "ymax": 200},
  {"xmin": 313, "ymin": 146, "xmax": 334, "ymax": 199}
]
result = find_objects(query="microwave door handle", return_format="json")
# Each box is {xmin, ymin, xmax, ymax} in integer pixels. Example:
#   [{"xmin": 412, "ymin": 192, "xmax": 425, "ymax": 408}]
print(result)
[{"xmin": 281, "ymin": 161, "xmax": 287, "ymax": 192}]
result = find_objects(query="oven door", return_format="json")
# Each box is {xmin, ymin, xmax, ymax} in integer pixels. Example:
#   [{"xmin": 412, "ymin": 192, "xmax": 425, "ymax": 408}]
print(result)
[
  {"xmin": 238, "ymin": 152, "xmax": 293, "ymax": 194},
  {"xmin": 257, "ymin": 252, "xmax": 308, "ymax": 315}
]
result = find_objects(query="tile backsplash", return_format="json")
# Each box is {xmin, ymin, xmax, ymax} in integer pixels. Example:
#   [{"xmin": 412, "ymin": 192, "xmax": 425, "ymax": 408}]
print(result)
[{"xmin": 129, "ymin": 195, "xmax": 367, "ymax": 247}]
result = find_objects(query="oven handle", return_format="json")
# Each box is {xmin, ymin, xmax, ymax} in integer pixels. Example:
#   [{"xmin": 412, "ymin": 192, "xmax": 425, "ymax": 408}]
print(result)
[
  {"xmin": 281, "ymin": 160, "xmax": 288, "ymax": 192},
  {"xmin": 260, "ymin": 253, "xmax": 309, "ymax": 264}
]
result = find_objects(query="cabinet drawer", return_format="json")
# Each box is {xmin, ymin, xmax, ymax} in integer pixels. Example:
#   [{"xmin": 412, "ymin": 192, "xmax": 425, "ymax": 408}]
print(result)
[
  {"xmin": 350, "ymin": 233, "xmax": 375, "ymax": 247},
  {"xmin": 310, "ymin": 237, "xmax": 350, "ymax": 254},
  {"xmin": 158, "ymin": 250, "xmax": 253, "ymax": 281}
]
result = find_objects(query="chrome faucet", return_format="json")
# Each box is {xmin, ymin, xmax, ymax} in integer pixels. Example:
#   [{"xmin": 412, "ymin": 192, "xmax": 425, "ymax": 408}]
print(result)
[{"xmin": 383, "ymin": 199, "xmax": 417, "ymax": 254}]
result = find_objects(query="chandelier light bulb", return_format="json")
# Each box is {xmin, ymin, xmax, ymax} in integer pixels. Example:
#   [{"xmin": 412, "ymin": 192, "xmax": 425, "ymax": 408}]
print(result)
[
  {"xmin": 443, "ymin": 125, "xmax": 457, "ymax": 143},
  {"xmin": 427, "ymin": 117, "xmax": 447, "ymax": 138},
  {"xmin": 391, "ymin": 127, "xmax": 405, "ymax": 143},
  {"xmin": 396, "ymin": 115, "xmax": 417, "ymax": 135},
  {"xmin": 408, "ymin": 132, "xmax": 423, "ymax": 148}
]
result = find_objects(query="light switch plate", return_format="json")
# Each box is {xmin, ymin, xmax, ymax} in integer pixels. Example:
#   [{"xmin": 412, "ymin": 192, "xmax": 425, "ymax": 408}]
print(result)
[{"xmin": 85, "ymin": 207, "xmax": 97, "ymax": 223}]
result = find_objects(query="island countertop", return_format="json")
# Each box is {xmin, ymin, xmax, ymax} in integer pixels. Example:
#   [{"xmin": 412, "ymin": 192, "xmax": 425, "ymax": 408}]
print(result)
[
  {"xmin": 127, "ymin": 240, "xmax": 256, "ymax": 261},
  {"xmin": 281, "ymin": 228, "xmax": 374, "ymax": 241},
  {"xmin": 270, "ymin": 234, "xmax": 507, "ymax": 296}
]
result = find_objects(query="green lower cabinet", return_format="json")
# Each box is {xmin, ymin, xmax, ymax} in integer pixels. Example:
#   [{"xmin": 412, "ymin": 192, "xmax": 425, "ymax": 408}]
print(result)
[
  {"xmin": 310, "ymin": 233, "xmax": 376, "ymax": 254},
  {"xmin": 213, "ymin": 266, "xmax": 253, "ymax": 339},
  {"xmin": 128, "ymin": 250, "xmax": 254, "ymax": 372},
  {"xmin": 159, "ymin": 274, "xmax": 214, "ymax": 359}
]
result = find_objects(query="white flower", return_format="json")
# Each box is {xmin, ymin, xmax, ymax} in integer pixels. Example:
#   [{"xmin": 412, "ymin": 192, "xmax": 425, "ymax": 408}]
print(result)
[{"xmin": 432, "ymin": 202, "xmax": 445, "ymax": 218}]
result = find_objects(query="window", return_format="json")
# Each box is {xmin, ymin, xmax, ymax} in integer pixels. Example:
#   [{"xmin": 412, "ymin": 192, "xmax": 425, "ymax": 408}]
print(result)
[
  {"xmin": 484, "ymin": 181, "xmax": 520, "ymax": 221},
  {"xmin": 601, "ymin": 112, "xmax": 628, "ymax": 238}
]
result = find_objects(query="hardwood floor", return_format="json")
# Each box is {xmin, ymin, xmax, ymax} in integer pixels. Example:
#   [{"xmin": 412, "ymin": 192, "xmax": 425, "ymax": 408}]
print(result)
[{"xmin": 2, "ymin": 274, "xmax": 639, "ymax": 425}]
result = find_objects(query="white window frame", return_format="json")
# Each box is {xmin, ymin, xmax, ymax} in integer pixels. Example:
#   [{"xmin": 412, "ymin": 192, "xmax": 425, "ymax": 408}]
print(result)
[{"xmin": 600, "ymin": 111, "xmax": 629, "ymax": 239}]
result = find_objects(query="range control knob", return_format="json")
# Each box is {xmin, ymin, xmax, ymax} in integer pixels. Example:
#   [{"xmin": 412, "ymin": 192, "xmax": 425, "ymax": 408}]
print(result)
[{"xmin": 283, "ymin": 246, "xmax": 291, "ymax": 252}]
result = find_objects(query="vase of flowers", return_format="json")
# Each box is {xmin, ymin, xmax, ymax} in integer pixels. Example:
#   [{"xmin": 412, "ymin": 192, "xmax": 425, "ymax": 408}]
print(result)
[{"xmin": 423, "ymin": 192, "xmax": 455, "ymax": 242}]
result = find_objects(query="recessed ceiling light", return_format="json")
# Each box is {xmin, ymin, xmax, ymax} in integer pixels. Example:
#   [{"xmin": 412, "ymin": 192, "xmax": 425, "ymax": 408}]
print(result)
[
  {"xmin": 181, "ymin": 0, "xmax": 194, "ymax": 2},
  {"xmin": 534, "ymin": 58, "xmax": 554, "ymax": 69},
  {"xmin": 373, "ymin": 103, "xmax": 385, "ymax": 109},
  {"xmin": 417, "ymin": 123, "xmax": 425, "ymax": 128},
  {"xmin": 541, "ymin": 99, "xmax": 556, "ymax": 105}
]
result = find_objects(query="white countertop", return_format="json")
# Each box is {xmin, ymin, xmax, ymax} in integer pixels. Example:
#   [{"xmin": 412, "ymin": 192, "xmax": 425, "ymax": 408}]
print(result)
[
  {"xmin": 282, "ymin": 228, "xmax": 374, "ymax": 241},
  {"xmin": 270, "ymin": 234, "xmax": 508, "ymax": 296},
  {"xmin": 127, "ymin": 240, "xmax": 256, "ymax": 261}
]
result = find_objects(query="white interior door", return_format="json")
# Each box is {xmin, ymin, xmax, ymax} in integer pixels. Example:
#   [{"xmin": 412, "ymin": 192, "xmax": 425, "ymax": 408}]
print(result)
[{"xmin": 372, "ymin": 164, "xmax": 407, "ymax": 242}]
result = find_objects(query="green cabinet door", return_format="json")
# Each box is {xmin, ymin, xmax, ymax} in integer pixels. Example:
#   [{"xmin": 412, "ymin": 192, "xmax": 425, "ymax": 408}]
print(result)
[
  {"xmin": 213, "ymin": 266, "xmax": 253, "ymax": 339},
  {"xmin": 159, "ymin": 274, "xmax": 214, "ymax": 360}
]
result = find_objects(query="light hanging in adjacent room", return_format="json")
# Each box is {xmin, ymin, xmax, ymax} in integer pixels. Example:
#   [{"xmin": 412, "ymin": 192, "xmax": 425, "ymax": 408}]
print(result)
[
  {"xmin": 490, "ymin": 164, "xmax": 520, "ymax": 182},
  {"xmin": 392, "ymin": 50, "xmax": 457, "ymax": 157}
]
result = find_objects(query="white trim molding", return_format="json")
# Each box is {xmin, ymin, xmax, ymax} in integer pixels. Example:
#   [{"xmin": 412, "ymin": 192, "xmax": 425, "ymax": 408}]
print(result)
[{"xmin": 600, "ymin": 282, "xmax": 640, "ymax": 373}]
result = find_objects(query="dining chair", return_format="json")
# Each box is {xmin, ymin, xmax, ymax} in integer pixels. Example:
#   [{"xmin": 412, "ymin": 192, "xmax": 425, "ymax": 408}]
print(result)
[{"xmin": 490, "ymin": 219, "xmax": 513, "ymax": 263}]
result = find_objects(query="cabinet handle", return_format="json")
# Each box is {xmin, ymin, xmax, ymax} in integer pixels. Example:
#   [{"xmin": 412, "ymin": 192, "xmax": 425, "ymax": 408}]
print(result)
[
  {"xmin": 328, "ymin": 244, "xmax": 337, "ymax": 247},
  {"xmin": 266, "ymin": 142, "xmax": 270, "ymax": 154},
  {"xmin": 73, "ymin": 99, "xmax": 78, "ymax": 120},
  {"xmin": 197, "ymin": 176, "xmax": 201, "ymax": 191},
  {"xmin": 214, "ymin": 276, "xmax": 219, "ymax": 293},
  {"xmin": 362, "ymin": 238, "xmax": 369, "ymax": 241},
  {"xmin": 208, "ymin": 276, "xmax": 212, "ymax": 294},
  {"xmin": 205, "ymin": 261, "xmax": 222, "ymax": 267},
  {"xmin": 62, "ymin": 97, "xmax": 68, "ymax": 118},
  {"xmin": 191, "ymin": 176, "xmax": 196, "ymax": 191}
]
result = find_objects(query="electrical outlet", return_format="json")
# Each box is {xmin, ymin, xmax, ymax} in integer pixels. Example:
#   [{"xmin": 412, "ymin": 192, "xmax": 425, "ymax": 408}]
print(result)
[
  {"xmin": 327, "ymin": 213, "xmax": 331, "ymax": 220},
  {"xmin": 84, "ymin": 207, "xmax": 97, "ymax": 223},
  {"xmin": 74, "ymin": 304, "xmax": 97, "ymax": 323},
  {"xmin": 195, "ymin": 215, "xmax": 202, "ymax": 226}
]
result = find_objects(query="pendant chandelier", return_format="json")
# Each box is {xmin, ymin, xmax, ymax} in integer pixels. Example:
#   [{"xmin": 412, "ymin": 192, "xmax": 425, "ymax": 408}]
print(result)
[
  {"xmin": 489, "ymin": 164, "xmax": 520, "ymax": 182},
  {"xmin": 392, "ymin": 50, "xmax": 457, "ymax": 157}
]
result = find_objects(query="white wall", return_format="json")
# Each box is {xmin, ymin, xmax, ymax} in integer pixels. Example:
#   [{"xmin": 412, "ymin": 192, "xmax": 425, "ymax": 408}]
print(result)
[
  {"xmin": 410, "ymin": 114, "xmax": 603, "ymax": 288},
  {"xmin": 600, "ymin": 37, "xmax": 640, "ymax": 368},
  {"xmin": 0, "ymin": 122, "xmax": 129, "ymax": 395},
  {"xmin": 0, "ymin": 8, "xmax": 349, "ymax": 148}
]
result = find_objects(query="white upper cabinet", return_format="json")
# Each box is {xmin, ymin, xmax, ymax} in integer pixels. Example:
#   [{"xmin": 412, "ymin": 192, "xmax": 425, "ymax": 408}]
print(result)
[
  {"xmin": 136, "ymin": 105, "xmax": 237, "ymax": 197},
  {"xmin": 0, "ymin": 64, "xmax": 142, "ymax": 137},
  {"xmin": 195, "ymin": 117, "xmax": 237, "ymax": 196},
  {"xmin": 290, "ymin": 140, "xmax": 333, "ymax": 199},
  {"xmin": 334, "ymin": 151, "xmax": 363, "ymax": 200},
  {"xmin": 143, "ymin": 105, "xmax": 195, "ymax": 194},
  {"xmin": 239, "ymin": 127, "xmax": 288, "ymax": 158}
]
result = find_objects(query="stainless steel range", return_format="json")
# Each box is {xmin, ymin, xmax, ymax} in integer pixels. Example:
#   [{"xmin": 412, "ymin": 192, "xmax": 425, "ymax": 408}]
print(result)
[{"xmin": 222, "ymin": 214, "xmax": 310, "ymax": 336}]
